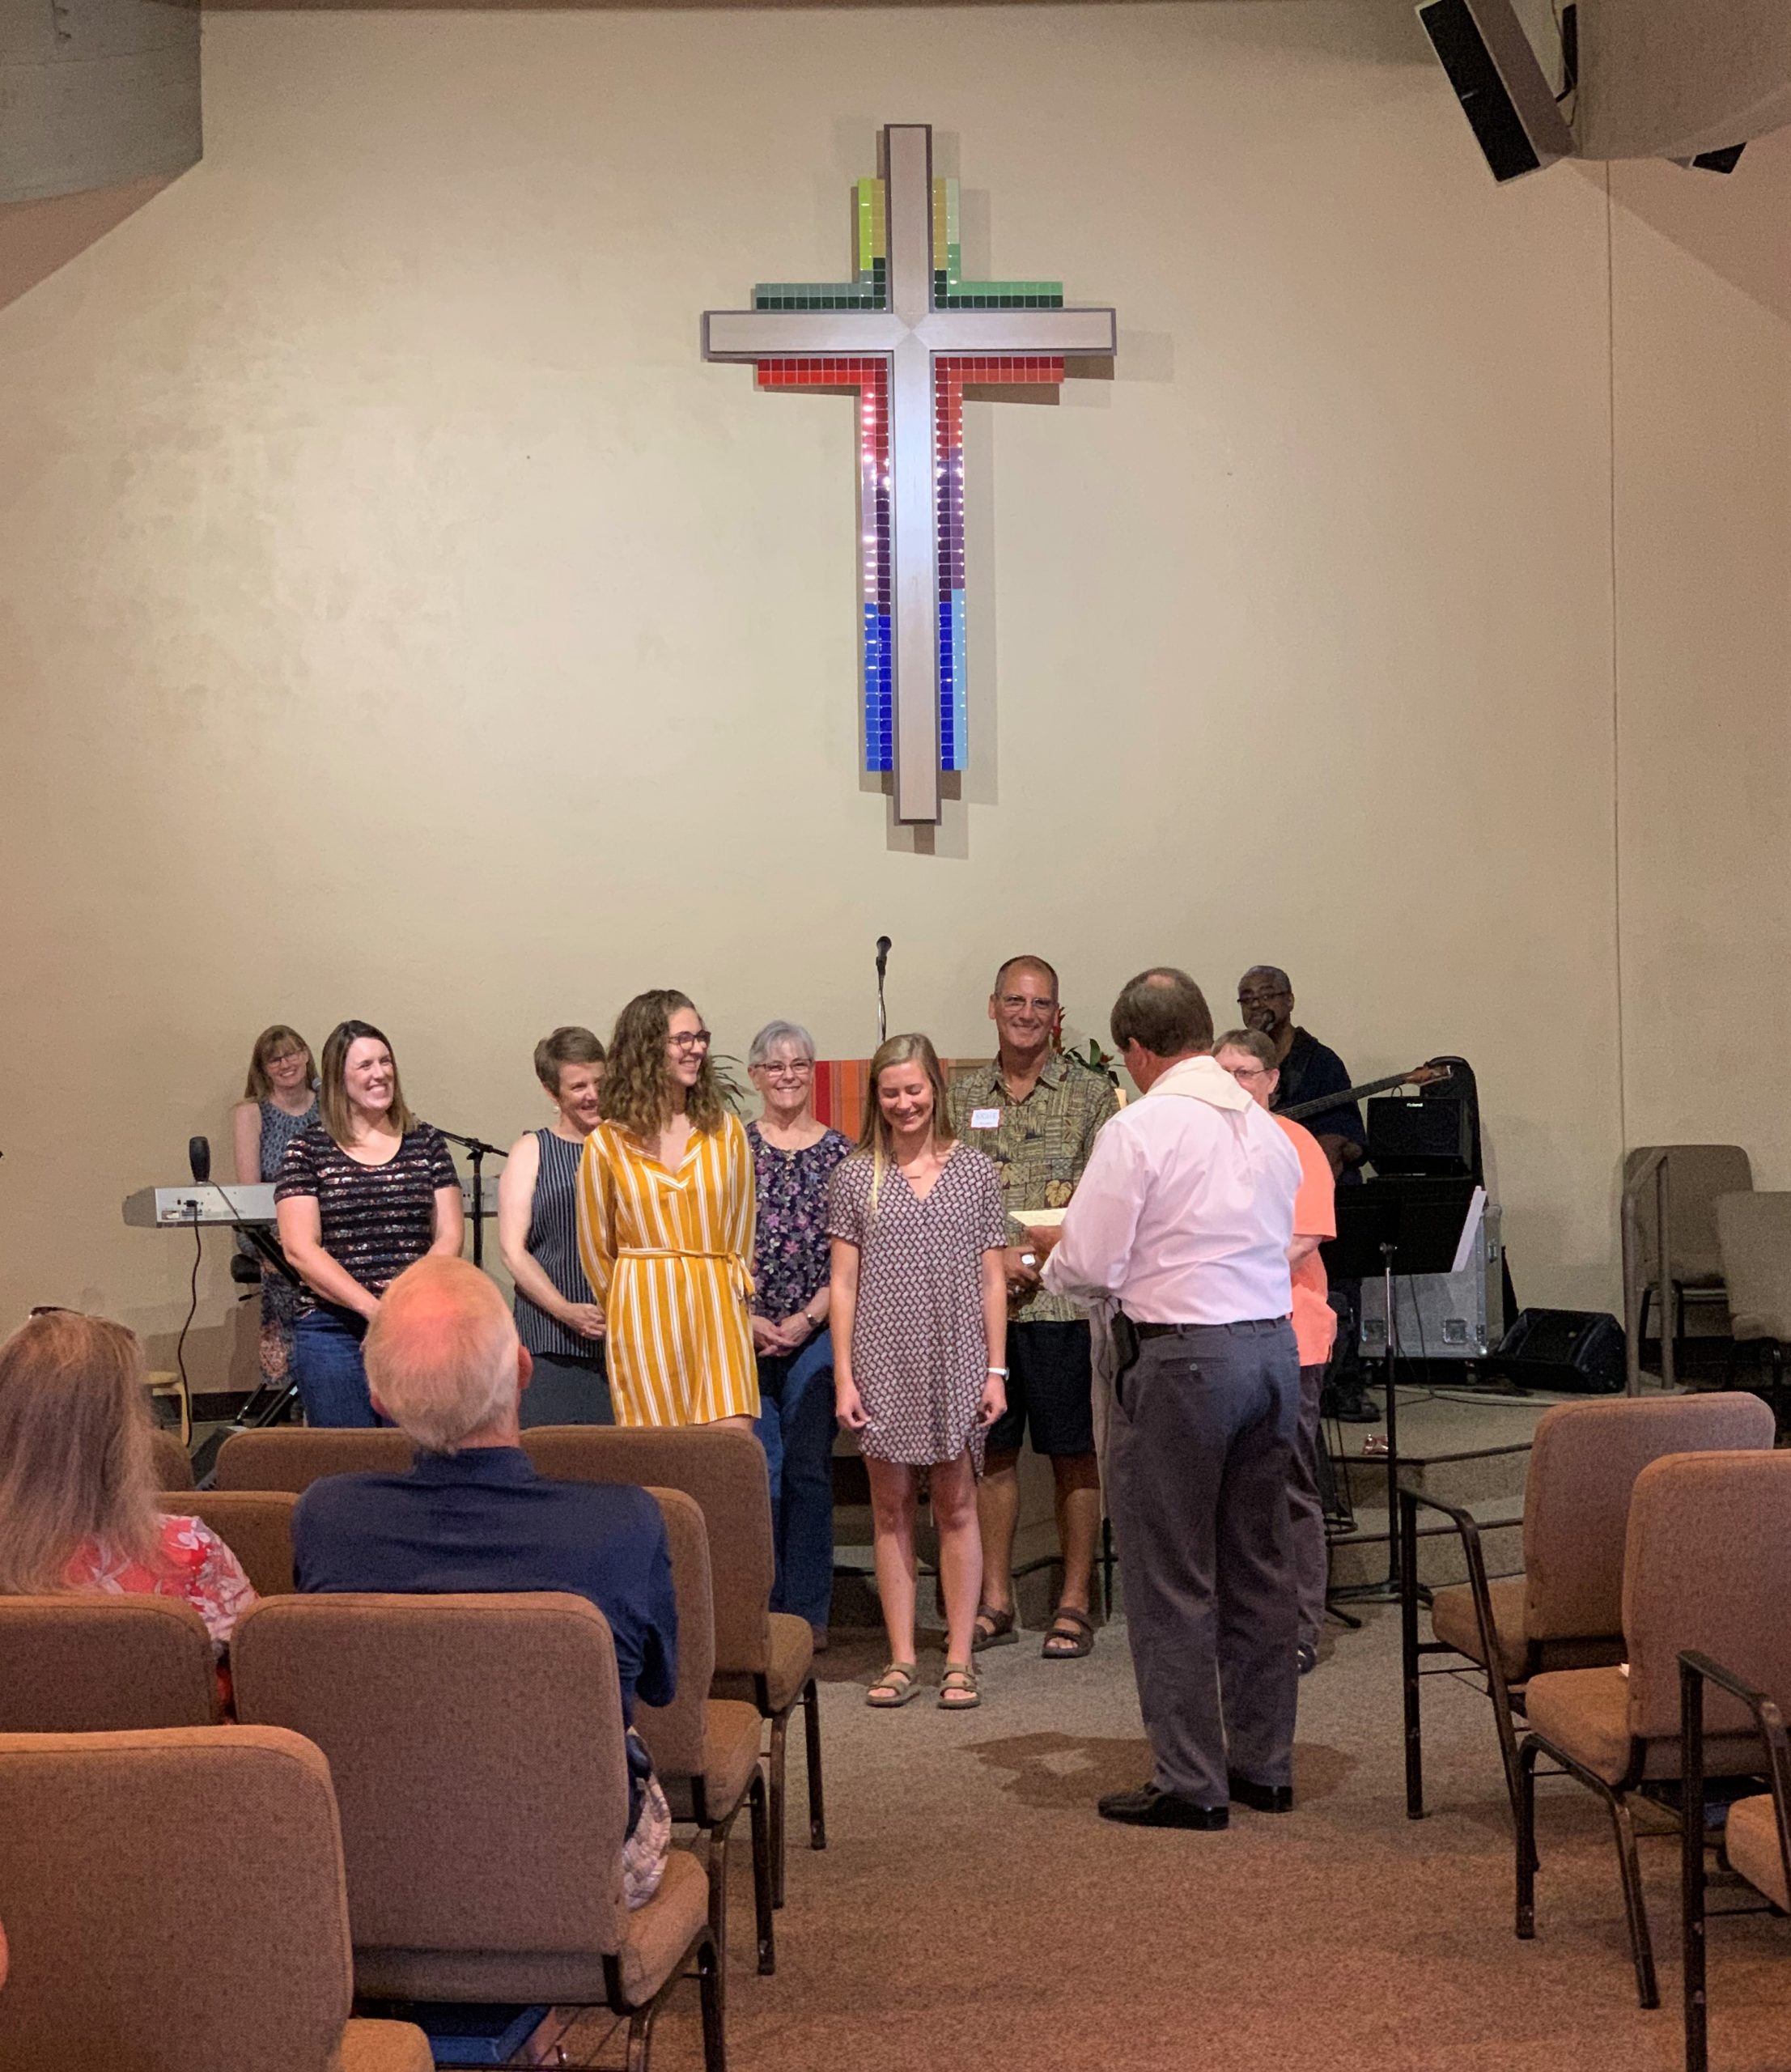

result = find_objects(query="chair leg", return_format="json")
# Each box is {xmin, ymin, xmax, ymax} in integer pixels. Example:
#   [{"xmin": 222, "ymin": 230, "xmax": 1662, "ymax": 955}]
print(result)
[
  {"xmin": 767, "ymin": 1709, "xmax": 788, "ymax": 1909},
  {"xmin": 626, "ymin": 2007, "xmax": 651, "ymax": 2072},
  {"xmin": 697, "ymin": 1925, "xmax": 728, "ymax": 2072},
  {"xmin": 1683, "ymin": 1806, "xmax": 1709, "ymax": 2072},
  {"xmin": 705, "ymin": 1807, "xmax": 736, "ymax": 2026},
  {"xmin": 1398, "ymin": 1493, "xmax": 1424, "ymax": 1820},
  {"xmin": 1516, "ymin": 1736, "xmax": 1541, "ymax": 1938},
  {"xmin": 1606, "ymin": 1790, "xmax": 1660, "ymax": 2010},
  {"xmin": 749, "ymin": 1768, "xmax": 776, "ymax": 1976},
  {"xmin": 1486, "ymin": 1669, "xmax": 1526, "ymax": 1839},
  {"xmin": 802, "ymin": 1674, "xmax": 826, "ymax": 1851}
]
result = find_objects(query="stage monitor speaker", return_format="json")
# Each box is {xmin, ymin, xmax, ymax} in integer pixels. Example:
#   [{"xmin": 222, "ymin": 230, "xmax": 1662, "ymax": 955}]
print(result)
[
  {"xmin": 1490, "ymin": 1307, "xmax": 1625, "ymax": 1394},
  {"xmin": 1367, "ymin": 1095, "xmax": 1471, "ymax": 1178},
  {"xmin": 1415, "ymin": 0, "xmax": 1577, "ymax": 184}
]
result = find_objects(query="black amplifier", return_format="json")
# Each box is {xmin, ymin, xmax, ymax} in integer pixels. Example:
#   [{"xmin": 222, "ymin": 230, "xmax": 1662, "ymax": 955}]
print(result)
[{"xmin": 1367, "ymin": 1095, "xmax": 1472, "ymax": 1178}]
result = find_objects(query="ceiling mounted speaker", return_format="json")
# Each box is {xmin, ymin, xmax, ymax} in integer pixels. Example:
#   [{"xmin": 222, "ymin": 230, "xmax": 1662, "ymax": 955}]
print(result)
[{"xmin": 1416, "ymin": 0, "xmax": 1577, "ymax": 184}]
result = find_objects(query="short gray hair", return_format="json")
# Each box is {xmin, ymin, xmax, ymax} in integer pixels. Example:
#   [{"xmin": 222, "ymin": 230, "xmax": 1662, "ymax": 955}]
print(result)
[
  {"xmin": 364, "ymin": 1259, "xmax": 519, "ymax": 1454},
  {"xmin": 749, "ymin": 1020, "xmax": 817, "ymax": 1069},
  {"xmin": 1239, "ymin": 965, "xmax": 1292, "ymax": 996}
]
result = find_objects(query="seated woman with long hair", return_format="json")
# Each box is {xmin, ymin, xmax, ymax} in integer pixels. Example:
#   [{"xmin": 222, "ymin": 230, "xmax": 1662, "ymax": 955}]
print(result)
[{"xmin": 0, "ymin": 1312, "xmax": 255, "ymax": 1663}]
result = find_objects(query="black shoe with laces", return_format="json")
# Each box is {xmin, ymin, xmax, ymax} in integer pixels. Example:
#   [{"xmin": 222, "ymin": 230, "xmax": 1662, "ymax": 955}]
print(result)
[{"xmin": 1097, "ymin": 1785, "xmax": 1229, "ymax": 1829}]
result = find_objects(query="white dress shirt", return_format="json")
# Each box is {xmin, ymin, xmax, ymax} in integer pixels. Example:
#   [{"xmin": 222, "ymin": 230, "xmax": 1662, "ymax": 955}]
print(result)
[{"xmin": 1041, "ymin": 1055, "xmax": 1302, "ymax": 1324}]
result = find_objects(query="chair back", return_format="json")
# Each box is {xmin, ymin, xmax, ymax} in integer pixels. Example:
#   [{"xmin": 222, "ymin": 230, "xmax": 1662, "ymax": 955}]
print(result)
[
  {"xmin": 159, "ymin": 1490, "xmax": 298, "ymax": 1598},
  {"xmin": 631, "ymin": 1488, "xmax": 715, "ymax": 1783},
  {"xmin": 1715, "ymin": 1191, "xmax": 1791, "ymax": 1344},
  {"xmin": 213, "ymin": 1425, "xmax": 414, "ymax": 1492},
  {"xmin": 1624, "ymin": 1144, "xmax": 1753, "ymax": 1285},
  {"xmin": 232, "ymin": 1592, "xmax": 630, "ymax": 1989},
  {"xmin": 524, "ymin": 1426, "xmax": 774, "ymax": 1675},
  {"xmin": 1625, "ymin": 1450, "xmax": 1791, "ymax": 1742},
  {"xmin": 0, "ymin": 1724, "xmax": 356, "ymax": 2072},
  {"xmin": 0, "ymin": 1596, "xmax": 217, "ymax": 1730},
  {"xmin": 1522, "ymin": 1391, "xmax": 1774, "ymax": 1642},
  {"xmin": 150, "ymin": 1425, "xmax": 195, "ymax": 1491}
]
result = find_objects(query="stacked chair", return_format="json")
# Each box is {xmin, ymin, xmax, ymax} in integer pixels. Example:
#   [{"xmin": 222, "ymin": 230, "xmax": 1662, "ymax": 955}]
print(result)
[
  {"xmin": 1516, "ymin": 1449, "xmax": 1791, "ymax": 2010},
  {"xmin": 0, "ymin": 1723, "xmax": 432, "ymax": 2071},
  {"xmin": 1401, "ymin": 1393, "xmax": 1774, "ymax": 1826}
]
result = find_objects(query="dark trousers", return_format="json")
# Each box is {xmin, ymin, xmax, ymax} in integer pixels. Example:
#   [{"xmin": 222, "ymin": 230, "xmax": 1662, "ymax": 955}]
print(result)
[
  {"xmin": 1108, "ymin": 1318, "xmax": 1301, "ymax": 1807},
  {"xmin": 292, "ymin": 1310, "xmax": 376, "ymax": 1428},
  {"xmin": 1290, "ymin": 1363, "xmax": 1330, "ymax": 1648},
  {"xmin": 754, "ymin": 1335, "xmax": 838, "ymax": 1630},
  {"xmin": 520, "ymin": 1348, "xmax": 614, "ymax": 1427}
]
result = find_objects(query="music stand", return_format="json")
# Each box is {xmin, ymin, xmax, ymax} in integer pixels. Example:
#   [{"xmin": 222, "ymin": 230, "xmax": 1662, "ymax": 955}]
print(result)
[{"xmin": 1322, "ymin": 1177, "xmax": 1480, "ymax": 1597}]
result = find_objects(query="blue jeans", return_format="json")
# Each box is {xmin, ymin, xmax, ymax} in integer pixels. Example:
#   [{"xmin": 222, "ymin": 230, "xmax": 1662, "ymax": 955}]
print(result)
[
  {"xmin": 292, "ymin": 1310, "xmax": 378, "ymax": 1428},
  {"xmin": 753, "ymin": 1334, "xmax": 837, "ymax": 1630}
]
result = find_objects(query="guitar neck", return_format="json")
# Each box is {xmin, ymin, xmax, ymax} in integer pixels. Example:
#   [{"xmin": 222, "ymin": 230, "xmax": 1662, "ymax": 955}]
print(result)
[{"xmin": 1280, "ymin": 1070, "xmax": 1425, "ymax": 1124}]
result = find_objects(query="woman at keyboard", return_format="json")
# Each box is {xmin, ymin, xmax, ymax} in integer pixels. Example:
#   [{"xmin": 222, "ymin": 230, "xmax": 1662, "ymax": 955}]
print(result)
[{"xmin": 273, "ymin": 1021, "xmax": 465, "ymax": 1426}]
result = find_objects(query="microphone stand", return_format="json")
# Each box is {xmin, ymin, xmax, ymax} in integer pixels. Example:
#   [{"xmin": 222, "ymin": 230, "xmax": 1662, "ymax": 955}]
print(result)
[
  {"xmin": 435, "ymin": 1127, "xmax": 507, "ymax": 1267},
  {"xmin": 875, "ymin": 938, "xmax": 891, "ymax": 1045}
]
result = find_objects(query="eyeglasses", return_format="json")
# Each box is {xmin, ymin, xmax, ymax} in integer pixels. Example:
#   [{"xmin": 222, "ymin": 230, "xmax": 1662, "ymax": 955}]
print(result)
[
  {"xmin": 1236, "ymin": 991, "xmax": 1289, "ymax": 1010},
  {"xmin": 266, "ymin": 1051, "xmax": 308, "ymax": 1067},
  {"xmin": 997, "ymin": 995, "xmax": 1057, "ymax": 1013},
  {"xmin": 668, "ymin": 1030, "xmax": 713, "ymax": 1053},
  {"xmin": 758, "ymin": 1059, "xmax": 813, "ymax": 1080},
  {"xmin": 1224, "ymin": 1064, "xmax": 1274, "ymax": 1082}
]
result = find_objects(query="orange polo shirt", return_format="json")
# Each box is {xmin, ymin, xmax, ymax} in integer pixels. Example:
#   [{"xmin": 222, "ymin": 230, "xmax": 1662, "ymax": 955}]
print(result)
[{"xmin": 1275, "ymin": 1114, "xmax": 1337, "ymax": 1369}]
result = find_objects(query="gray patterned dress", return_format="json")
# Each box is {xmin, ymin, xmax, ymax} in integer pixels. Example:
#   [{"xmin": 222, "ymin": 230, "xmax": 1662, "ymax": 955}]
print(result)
[
  {"xmin": 825, "ymin": 1144, "xmax": 1009, "ymax": 1471},
  {"xmin": 257, "ymin": 1097, "xmax": 317, "ymax": 1383}
]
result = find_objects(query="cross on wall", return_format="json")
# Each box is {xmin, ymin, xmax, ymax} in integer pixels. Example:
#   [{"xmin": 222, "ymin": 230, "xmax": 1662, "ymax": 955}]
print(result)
[{"xmin": 703, "ymin": 124, "xmax": 1118, "ymax": 825}]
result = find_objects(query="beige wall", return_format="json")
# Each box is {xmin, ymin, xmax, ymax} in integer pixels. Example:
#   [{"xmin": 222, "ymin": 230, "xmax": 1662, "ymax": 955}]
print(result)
[{"xmin": 1, "ymin": 2, "xmax": 1785, "ymax": 1384}]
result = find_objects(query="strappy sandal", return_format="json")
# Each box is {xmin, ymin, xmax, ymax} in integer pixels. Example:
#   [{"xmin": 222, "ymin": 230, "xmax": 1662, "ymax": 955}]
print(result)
[
  {"xmin": 1042, "ymin": 1606, "xmax": 1096, "ymax": 1660},
  {"xmin": 972, "ymin": 1603, "xmax": 1017, "ymax": 1653},
  {"xmin": 866, "ymin": 1662, "xmax": 921, "ymax": 1709},
  {"xmin": 938, "ymin": 1661, "xmax": 981, "ymax": 1710}
]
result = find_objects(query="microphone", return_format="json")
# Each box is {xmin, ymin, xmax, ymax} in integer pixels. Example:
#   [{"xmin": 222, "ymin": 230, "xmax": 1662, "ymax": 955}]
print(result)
[
  {"xmin": 874, "ymin": 936, "xmax": 892, "ymax": 1045},
  {"xmin": 875, "ymin": 935, "xmax": 891, "ymax": 975},
  {"xmin": 188, "ymin": 1136, "xmax": 211, "ymax": 1183}
]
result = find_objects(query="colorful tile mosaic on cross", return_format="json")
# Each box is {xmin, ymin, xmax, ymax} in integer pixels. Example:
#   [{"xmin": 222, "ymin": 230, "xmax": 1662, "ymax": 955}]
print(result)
[{"xmin": 752, "ymin": 178, "xmax": 1068, "ymax": 775}]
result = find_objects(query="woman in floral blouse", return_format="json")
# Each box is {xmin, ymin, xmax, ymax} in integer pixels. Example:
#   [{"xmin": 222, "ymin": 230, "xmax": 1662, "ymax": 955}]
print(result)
[
  {"xmin": 747, "ymin": 1021, "xmax": 851, "ymax": 1646},
  {"xmin": 0, "ymin": 1312, "xmax": 256, "ymax": 1679}
]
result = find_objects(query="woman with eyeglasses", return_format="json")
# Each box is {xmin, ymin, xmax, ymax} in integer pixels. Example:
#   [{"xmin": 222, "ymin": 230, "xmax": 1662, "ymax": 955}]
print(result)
[
  {"xmin": 745, "ymin": 1020, "xmax": 851, "ymax": 1646},
  {"xmin": 274, "ymin": 1020, "xmax": 465, "ymax": 1427},
  {"xmin": 576, "ymin": 990, "xmax": 758, "ymax": 1429},
  {"xmin": 231, "ymin": 1025, "xmax": 319, "ymax": 1391}
]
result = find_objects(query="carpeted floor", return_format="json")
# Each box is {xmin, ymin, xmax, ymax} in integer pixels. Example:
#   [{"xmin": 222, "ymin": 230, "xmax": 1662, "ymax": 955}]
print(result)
[{"xmin": 562, "ymin": 1603, "xmax": 1790, "ymax": 2070}]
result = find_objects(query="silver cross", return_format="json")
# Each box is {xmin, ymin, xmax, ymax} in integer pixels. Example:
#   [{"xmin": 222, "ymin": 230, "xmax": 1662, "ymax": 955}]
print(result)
[{"xmin": 703, "ymin": 124, "xmax": 1117, "ymax": 824}]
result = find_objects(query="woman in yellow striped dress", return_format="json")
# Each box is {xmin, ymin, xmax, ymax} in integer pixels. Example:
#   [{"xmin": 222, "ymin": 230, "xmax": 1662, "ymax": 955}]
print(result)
[{"xmin": 576, "ymin": 990, "xmax": 759, "ymax": 1428}]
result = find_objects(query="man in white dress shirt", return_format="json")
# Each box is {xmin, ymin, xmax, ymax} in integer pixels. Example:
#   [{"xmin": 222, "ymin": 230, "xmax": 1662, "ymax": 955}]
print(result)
[{"xmin": 1034, "ymin": 968, "xmax": 1304, "ymax": 1828}]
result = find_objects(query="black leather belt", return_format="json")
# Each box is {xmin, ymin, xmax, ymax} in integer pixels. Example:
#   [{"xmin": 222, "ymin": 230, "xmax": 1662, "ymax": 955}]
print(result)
[
  {"xmin": 1134, "ymin": 1321, "xmax": 1196, "ymax": 1340},
  {"xmin": 1132, "ymin": 1318, "xmax": 1284, "ymax": 1339}
]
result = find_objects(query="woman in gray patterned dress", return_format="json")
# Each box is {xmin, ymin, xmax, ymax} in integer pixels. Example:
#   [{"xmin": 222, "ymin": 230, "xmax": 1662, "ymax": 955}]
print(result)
[
  {"xmin": 231, "ymin": 1025, "xmax": 318, "ymax": 1388},
  {"xmin": 828, "ymin": 1034, "xmax": 1009, "ymax": 1712}
]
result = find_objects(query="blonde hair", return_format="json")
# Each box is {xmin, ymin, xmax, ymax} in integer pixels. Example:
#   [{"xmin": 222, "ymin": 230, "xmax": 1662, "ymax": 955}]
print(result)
[
  {"xmin": 0, "ymin": 1313, "xmax": 165, "ymax": 1594},
  {"xmin": 318, "ymin": 1020, "xmax": 415, "ymax": 1149},
  {"xmin": 859, "ymin": 1033, "xmax": 954, "ymax": 1211},
  {"xmin": 364, "ymin": 1259, "xmax": 520, "ymax": 1454},
  {"xmin": 243, "ymin": 1025, "xmax": 315, "ymax": 1102}
]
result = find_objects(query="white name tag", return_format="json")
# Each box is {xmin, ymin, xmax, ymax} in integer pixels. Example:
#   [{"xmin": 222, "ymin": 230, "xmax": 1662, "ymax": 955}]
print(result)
[{"xmin": 970, "ymin": 1107, "xmax": 1001, "ymax": 1131}]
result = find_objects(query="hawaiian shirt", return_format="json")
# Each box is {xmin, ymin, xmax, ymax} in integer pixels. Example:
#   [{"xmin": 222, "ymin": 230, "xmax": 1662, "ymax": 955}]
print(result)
[{"xmin": 946, "ymin": 1051, "xmax": 1119, "ymax": 1323}]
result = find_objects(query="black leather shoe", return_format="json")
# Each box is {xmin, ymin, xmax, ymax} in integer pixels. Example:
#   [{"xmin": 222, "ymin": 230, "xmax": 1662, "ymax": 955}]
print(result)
[
  {"xmin": 1322, "ymin": 1384, "xmax": 1381, "ymax": 1425},
  {"xmin": 1097, "ymin": 1785, "xmax": 1229, "ymax": 1829},
  {"xmin": 1228, "ymin": 1773, "xmax": 1293, "ymax": 1814},
  {"xmin": 1297, "ymin": 1641, "xmax": 1318, "ymax": 1676}
]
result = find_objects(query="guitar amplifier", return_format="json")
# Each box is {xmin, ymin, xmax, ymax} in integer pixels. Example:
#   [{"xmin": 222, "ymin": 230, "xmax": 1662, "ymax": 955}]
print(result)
[
  {"xmin": 1488, "ymin": 1308, "xmax": 1626, "ymax": 1394},
  {"xmin": 1367, "ymin": 1095, "xmax": 1472, "ymax": 1177}
]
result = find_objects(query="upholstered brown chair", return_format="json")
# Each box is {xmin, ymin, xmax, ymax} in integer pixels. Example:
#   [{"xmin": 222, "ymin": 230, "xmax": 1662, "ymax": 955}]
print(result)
[
  {"xmin": 232, "ymin": 1590, "xmax": 723, "ymax": 2071},
  {"xmin": 525, "ymin": 1424, "xmax": 825, "ymax": 1906},
  {"xmin": 1516, "ymin": 1450, "xmax": 1791, "ymax": 2009},
  {"xmin": 150, "ymin": 1423, "xmax": 196, "ymax": 1491},
  {"xmin": 0, "ymin": 1595, "xmax": 218, "ymax": 1731},
  {"xmin": 159, "ymin": 1488, "xmax": 299, "ymax": 1599},
  {"xmin": 1402, "ymin": 1392, "xmax": 1775, "ymax": 1824},
  {"xmin": 1679, "ymin": 1647, "xmax": 1791, "ymax": 2072},
  {"xmin": 0, "ymin": 1723, "xmax": 431, "ymax": 2072},
  {"xmin": 213, "ymin": 1425, "xmax": 414, "ymax": 1492},
  {"xmin": 635, "ymin": 1488, "xmax": 775, "ymax": 2002}
]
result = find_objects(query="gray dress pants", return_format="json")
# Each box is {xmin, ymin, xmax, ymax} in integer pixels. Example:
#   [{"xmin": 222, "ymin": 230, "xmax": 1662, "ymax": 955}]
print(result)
[{"xmin": 1107, "ymin": 1318, "xmax": 1301, "ymax": 1808}]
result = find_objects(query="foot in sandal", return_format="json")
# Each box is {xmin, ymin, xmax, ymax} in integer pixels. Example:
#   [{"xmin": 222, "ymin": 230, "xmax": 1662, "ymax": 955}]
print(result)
[
  {"xmin": 973, "ymin": 1603, "xmax": 1017, "ymax": 1652},
  {"xmin": 1042, "ymin": 1606, "xmax": 1096, "ymax": 1659},
  {"xmin": 866, "ymin": 1662, "xmax": 921, "ymax": 1708},
  {"xmin": 937, "ymin": 1661, "xmax": 981, "ymax": 1710}
]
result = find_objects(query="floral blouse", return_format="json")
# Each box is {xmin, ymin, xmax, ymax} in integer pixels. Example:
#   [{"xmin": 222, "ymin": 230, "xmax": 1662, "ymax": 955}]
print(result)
[
  {"xmin": 65, "ymin": 1514, "xmax": 257, "ymax": 1658},
  {"xmin": 749, "ymin": 1122, "xmax": 852, "ymax": 1321}
]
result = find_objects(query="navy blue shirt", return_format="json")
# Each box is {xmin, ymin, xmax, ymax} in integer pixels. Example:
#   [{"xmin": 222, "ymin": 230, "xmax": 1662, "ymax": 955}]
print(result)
[
  {"xmin": 1271, "ymin": 1027, "xmax": 1366, "ymax": 1180},
  {"xmin": 292, "ymin": 1447, "xmax": 677, "ymax": 1722}
]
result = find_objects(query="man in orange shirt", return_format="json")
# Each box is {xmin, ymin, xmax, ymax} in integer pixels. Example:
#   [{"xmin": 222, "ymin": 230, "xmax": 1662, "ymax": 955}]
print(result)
[{"xmin": 1216, "ymin": 1029, "xmax": 1337, "ymax": 1676}]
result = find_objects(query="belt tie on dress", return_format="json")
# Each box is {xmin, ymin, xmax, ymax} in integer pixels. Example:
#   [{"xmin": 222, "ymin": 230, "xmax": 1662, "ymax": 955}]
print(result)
[{"xmin": 616, "ymin": 1246, "xmax": 755, "ymax": 1301}]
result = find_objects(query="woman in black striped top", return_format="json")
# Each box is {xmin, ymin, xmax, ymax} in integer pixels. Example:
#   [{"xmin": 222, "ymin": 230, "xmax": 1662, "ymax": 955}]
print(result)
[
  {"xmin": 497, "ymin": 1025, "xmax": 614, "ymax": 1426},
  {"xmin": 274, "ymin": 1021, "xmax": 465, "ymax": 1428}
]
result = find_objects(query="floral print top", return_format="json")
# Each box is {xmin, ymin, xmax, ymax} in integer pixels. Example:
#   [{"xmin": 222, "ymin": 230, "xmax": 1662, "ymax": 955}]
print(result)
[
  {"xmin": 65, "ymin": 1514, "xmax": 257, "ymax": 1658},
  {"xmin": 748, "ymin": 1121, "xmax": 852, "ymax": 1320}
]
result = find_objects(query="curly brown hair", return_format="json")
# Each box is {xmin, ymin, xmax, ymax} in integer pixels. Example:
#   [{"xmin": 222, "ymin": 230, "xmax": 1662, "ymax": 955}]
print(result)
[{"xmin": 601, "ymin": 990, "xmax": 726, "ymax": 1140}]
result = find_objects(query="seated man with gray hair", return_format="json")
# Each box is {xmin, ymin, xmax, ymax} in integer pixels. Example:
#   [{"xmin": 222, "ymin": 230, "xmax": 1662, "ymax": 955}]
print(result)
[{"xmin": 291, "ymin": 1255, "xmax": 677, "ymax": 1905}]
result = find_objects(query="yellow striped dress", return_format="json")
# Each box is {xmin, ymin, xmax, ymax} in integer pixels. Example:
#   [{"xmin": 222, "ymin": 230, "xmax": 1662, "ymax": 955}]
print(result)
[{"xmin": 575, "ymin": 1111, "xmax": 760, "ymax": 1426}]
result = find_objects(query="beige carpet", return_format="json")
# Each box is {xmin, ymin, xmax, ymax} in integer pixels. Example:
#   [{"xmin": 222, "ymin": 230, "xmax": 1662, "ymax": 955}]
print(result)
[{"xmin": 562, "ymin": 1603, "xmax": 1790, "ymax": 2070}]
